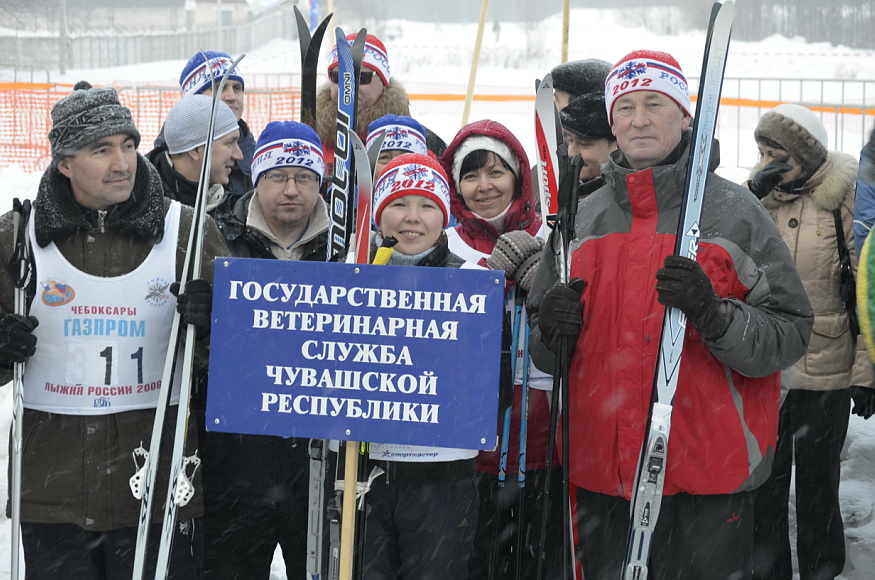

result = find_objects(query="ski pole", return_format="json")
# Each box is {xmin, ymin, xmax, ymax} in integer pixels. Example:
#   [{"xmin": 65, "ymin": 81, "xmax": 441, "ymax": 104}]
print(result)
[
  {"xmin": 514, "ymin": 312, "xmax": 531, "ymax": 580},
  {"xmin": 498, "ymin": 293, "xmax": 524, "ymax": 487},
  {"xmin": 9, "ymin": 198, "xmax": 31, "ymax": 580},
  {"xmin": 131, "ymin": 52, "xmax": 246, "ymax": 580},
  {"xmin": 536, "ymin": 152, "xmax": 582, "ymax": 580}
]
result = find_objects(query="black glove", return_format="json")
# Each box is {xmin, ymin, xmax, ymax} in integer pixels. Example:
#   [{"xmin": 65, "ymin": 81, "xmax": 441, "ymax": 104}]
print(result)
[
  {"xmin": 486, "ymin": 230, "xmax": 545, "ymax": 293},
  {"xmin": 170, "ymin": 279, "xmax": 213, "ymax": 338},
  {"xmin": 850, "ymin": 385, "xmax": 875, "ymax": 420},
  {"xmin": 0, "ymin": 314, "xmax": 39, "ymax": 368},
  {"xmin": 538, "ymin": 278, "xmax": 586, "ymax": 352},
  {"xmin": 655, "ymin": 255, "xmax": 728, "ymax": 341},
  {"xmin": 748, "ymin": 156, "xmax": 792, "ymax": 199}
]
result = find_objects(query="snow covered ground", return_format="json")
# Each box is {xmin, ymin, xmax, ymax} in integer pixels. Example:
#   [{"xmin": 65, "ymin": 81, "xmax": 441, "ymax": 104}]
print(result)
[{"xmin": 1, "ymin": 6, "xmax": 875, "ymax": 579}]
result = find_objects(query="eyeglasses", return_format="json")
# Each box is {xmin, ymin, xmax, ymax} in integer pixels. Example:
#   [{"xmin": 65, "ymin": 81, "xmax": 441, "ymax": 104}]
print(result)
[
  {"xmin": 263, "ymin": 171, "xmax": 320, "ymax": 188},
  {"xmin": 328, "ymin": 70, "xmax": 375, "ymax": 85}
]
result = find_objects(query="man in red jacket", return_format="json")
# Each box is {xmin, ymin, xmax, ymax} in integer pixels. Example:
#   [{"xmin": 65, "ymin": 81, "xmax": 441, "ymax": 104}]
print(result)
[{"xmin": 528, "ymin": 49, "xmax": 813, "ymax": 580}]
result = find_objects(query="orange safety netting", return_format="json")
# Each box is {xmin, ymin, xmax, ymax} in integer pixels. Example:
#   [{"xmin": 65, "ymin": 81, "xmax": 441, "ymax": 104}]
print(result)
[{"xmin": 0, "ymin": 83, "xmax": 301, "ymax": 173}]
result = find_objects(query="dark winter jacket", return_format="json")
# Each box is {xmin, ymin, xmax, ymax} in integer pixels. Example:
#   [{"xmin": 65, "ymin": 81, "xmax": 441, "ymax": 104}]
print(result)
[
  {"xmin": 151, "ymin": 119, "xmax": 255, "ymax": 229},
  {"xmin": 203, "ymin": 188, "xmax": 328, "ymax": 507},
  {"xmin": 0, "ymin": 154, "xmax": 229, "ymax": 530},
  {"xmin": 219, "ymin": 189, "xmax": 328, "ymax": 261},
  {"xmin": 528, "ymin": 131, "xmax": 813, "ymax": 498},
  {"xmin": 364, "ymin": 232, "xmax": 479, "ymax": 477}
]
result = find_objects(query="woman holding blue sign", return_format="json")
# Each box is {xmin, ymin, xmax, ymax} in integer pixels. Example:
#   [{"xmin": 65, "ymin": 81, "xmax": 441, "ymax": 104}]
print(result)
[
  {"xmin": 439, "ymin": 120, "xmax": 563, "ymax": 580},
  {"xmin": 361, "ymin": 153, "xmax": 481, "ymax": 580}
]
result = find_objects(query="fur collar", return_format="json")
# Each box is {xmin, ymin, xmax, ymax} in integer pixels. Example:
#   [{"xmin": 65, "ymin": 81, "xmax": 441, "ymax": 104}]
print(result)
[
  {"xmin": 315, "ymin": 79, "xmax": 411, "ymax": 148},
  {"xmin": 33, "ymin": 154, "xmax": 166, "ymax": 248},
  {"xmin": 757, "ymin": 151, "xmax": 857, "ymax": 212}
]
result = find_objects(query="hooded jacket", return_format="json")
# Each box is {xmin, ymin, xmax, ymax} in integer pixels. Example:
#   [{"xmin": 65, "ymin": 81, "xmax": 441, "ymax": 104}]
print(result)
[
  {"xmin": 440, "ymin": 120, "xmax": 542, "ymax": 256},
  {"xmin": 439, "ymin": 120, "xmax": 551, "ymax": 475},
  {"xmin": 752, "ymin": 151, "xmax": 874, "ymax": 392},
  {"xmin": 528, "ymin": 132, "xmax": 813, "ymax": 498},
  {"xmin": 0, "ymin": 155, "xmax": 228, "ymax": 530}
]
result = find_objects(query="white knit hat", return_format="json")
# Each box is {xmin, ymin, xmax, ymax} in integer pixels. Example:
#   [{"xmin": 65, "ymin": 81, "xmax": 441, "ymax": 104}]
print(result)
[
  {"xmin": 165, "ymin": 95, "xmax": 239, "ymax": 155},
  {"xmin": 450, "ymin": 135, "xmax": 520, "ymax": 187}
]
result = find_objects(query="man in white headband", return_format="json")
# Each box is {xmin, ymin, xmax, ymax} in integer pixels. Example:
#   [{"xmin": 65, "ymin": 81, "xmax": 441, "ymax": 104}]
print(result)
[{"xmin": 528, "ymin": 49, "xmax": 812, "ymax": 579}]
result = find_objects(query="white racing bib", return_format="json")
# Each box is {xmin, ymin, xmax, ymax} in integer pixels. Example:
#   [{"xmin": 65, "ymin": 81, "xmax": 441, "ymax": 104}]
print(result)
[{"xmin": 24, "ymin": 202, "xmax": 183, "ymax": 415}]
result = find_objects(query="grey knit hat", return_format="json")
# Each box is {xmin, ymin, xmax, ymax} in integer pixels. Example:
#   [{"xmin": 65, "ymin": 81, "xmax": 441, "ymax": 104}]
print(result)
[
  {"xmin": 48, "ymin": 82, "xmax": 140, "ymax": 163},
  {"xmin": 551, "ymin": 59, "xmax": 612, "ymax": 100},
  {"xmin": 754, "ymin": 104, "xmax": 829, "ymax": 173},
  {"xmin": 164, "ymin": 94, "xmax": 239, "ymax": 155}
]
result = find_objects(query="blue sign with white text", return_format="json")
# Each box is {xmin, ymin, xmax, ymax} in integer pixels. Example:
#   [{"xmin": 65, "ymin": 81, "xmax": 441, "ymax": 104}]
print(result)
[{"xmin": 207, "ymin": 258, "xmax": 504, "ymax": 450}]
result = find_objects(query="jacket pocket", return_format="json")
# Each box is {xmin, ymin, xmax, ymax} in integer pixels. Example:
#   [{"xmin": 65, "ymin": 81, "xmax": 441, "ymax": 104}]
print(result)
[{"xmin": 803, "ymin": 311, "xmax": 854, "ymax": 377}]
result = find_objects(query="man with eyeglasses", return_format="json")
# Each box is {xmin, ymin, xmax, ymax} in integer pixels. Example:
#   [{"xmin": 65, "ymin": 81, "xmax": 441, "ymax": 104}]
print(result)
[
  {"xmin": 147, "ymin": 94, "xmax": 243, "ymax": 216},
  {"xmin": 315, "ymin": 32, "xmax": 446, "ymax": 182},
  {"xmin": 203, "ymin": 120, "xmax": 328, "ymax": 579}
]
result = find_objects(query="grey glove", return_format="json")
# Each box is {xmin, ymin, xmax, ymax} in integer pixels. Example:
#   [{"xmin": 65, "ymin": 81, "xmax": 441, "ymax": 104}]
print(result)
[
  {"xmin": 748, "ymin": 156, "xmax": 792, "ymax": 198},
  {"xmin": 487, "ymin": 230, "xmax": 545, "ymax": 293}
]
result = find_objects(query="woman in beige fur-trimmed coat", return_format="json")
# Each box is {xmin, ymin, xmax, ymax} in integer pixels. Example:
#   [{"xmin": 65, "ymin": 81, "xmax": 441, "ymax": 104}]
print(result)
[{"xmin": 745, "ymin": 103, "xmax": 874, "ymax": 580}]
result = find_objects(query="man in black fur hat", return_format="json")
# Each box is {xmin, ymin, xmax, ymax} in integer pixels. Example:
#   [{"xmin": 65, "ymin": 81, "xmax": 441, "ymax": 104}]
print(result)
[{"xmin": 557, "ymin": 59, "xmax": 618, "ymax": 197}]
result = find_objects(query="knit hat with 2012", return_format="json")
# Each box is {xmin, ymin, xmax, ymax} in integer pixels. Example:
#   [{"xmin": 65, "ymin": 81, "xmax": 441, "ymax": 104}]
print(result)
[
  {"xmin": 373, "ymin": 153, "xmax": 452, "ymax": 228},
  {"xmin": 604, "ymin": 50, "xmax": 692, "ymax": 125},
  {"xmin": 366, "ymin": 115, "xmax": 429, "ymax": 157},
  {"xmin": 251, "ymin": 121, "xmax": 325, "ymax": 185},
  {"xmin": 754, "ymin": 103, "xmax": 829, "ymax": 173},
  {"xmin": 327, "ymin": 33, "xmax": 391, "ymax": 86},
  {"xmin": 48, "ymin": 82, "xmax": 141, "ymax": 163},
  {"xmin": 179, "ymin": 50, "xmax": 245, "ymax": 96}
]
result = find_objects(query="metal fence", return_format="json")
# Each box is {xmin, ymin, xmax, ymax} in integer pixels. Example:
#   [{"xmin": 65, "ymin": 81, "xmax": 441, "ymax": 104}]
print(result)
[{"xmin": 0, "ymin": 76, "xmax": 872, "ymax": 174}]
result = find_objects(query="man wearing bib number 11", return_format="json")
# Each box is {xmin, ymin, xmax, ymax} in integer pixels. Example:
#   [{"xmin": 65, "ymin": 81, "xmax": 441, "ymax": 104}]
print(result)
[{"xmin": 0, "ymin": 82, "xmax": 228, "ymax": 578}]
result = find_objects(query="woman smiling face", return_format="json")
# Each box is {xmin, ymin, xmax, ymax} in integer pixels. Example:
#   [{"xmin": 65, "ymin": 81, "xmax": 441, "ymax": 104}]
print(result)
[
  {"xmin": 378, "ymin": 194, "xmax": 445, "ymax": 255},
  {"xmin": 457, "ymin": 151, "xmax": 517, "ymax": 219}
]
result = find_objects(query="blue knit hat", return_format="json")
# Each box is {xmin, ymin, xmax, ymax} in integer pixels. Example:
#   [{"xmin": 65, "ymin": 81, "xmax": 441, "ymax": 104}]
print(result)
[
  {"xmin": 366, "ymin": 115, "xmax": 428, "ymax": 157},
  {"xmin": 252, "ymin": 121, "xmax": 325, "ymax": 186},
  {"xmin": 179, "ymin": 51, "xmax": 245, "ymax": 96}
]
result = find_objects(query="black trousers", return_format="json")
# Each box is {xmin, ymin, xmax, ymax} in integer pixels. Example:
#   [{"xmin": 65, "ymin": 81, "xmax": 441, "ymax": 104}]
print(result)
[
  {"xmin": 21, "ymin": 519, "xmax": 201, "ymax": 580},
  {"xmin": 363, "ymin": 476, "xmax": 479, "ymax": 580},
  {"xmin": 576, "ymin": 487, "xmax": 754, "ymax": 580},
  {"xmin": 202, "ymin": 500, "xmax": 308, "ymax": 580},
  {"xmin": 753, "ymin": 388, "xmax": 851, "ymax": 580},
  {"xmin": 467, "ymin": 467, "xmax": 565, "ymax": 580}
]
